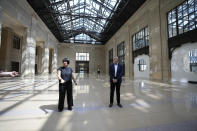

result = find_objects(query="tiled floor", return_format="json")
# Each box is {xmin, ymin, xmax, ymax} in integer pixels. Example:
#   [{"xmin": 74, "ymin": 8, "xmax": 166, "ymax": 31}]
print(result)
[{"xmin": 0, "ymin": 73, "xmax": 197, "ymax": 131}]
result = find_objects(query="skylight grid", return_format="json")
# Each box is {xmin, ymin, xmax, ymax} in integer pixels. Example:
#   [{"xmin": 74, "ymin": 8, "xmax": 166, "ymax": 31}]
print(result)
[
  {"xmin": 74, "ymin": 33, "xmax": 96, "ymax": 41},
  {"xmin": 49, "ymin": 0, "xmax": 120, "ymax": 44}
]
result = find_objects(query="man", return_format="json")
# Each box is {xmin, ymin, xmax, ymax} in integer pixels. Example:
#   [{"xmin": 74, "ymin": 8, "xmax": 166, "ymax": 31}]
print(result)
[{"xmin": 109, "ymin": 56, "xmax": 123, "ymax": 108}]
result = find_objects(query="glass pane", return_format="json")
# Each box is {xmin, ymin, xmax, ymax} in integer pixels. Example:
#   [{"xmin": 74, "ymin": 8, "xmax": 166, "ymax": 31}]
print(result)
[
  {"xmin": 189, "ymin": 22, "xmax": 195, "ymax": 30},
  {"xmin": 178, "ymin": 5, "xmax": 183, "ymax": 13},
  {"xmin": 189, "ymin": 13, "xmax": 195, "ymax": 21},
  {"xmin": 172, "ymin": 10, "xmax": 176, "ymax": 22},
  {"xmin": 195, "ymin": 0, "xmax": 197, "ymax": 11},
  {"xmin": 183, "ymin": 16, "xmax": 189, "ymax": 32},
  {"xmin": 133, "ymin": 36, "xmax": 135, "ymax": 50},
  {"xmin": 188, "ymin": 0, "xmax": 195, "ymax": 13},
  {"xmin": 183, "ymin": 1, "xmax": 188, "ymax": 11},
  {"xmin": 168, "ymin": 24, "xmax": 173, "ymax": 38},
  {"xmin": 178, "ymin": 24, "xmax": 184, "ymax": 34},
  {"xmin": 168, "ymin": 12, "xmax": 172, "ymax": 24},
  {"xmin": 172, "ymin": 22, "xmax": 177, "ymax": 36},
  {"xmin": 196, "ymin": 11, "xmax": 197, "ymax": 27},
  {"xmin": 178, "ymin": 11, "xmax": 183, "ymax": 19}
]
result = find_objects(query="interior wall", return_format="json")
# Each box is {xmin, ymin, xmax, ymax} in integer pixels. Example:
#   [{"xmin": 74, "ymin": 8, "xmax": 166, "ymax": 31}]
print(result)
[
  {"xmin": 171, "ymin": 43, "xmax": 197, "ymax": 83},
  {"xmin": 105, "ymin": 0, "xmax": 186, "ymax": 81},
  {"xmin": 105, "ymin": 0, "xmax": 154, "ymax": 79},
  {"xmin": 58, "ymin": 43, "xmax": 106, "ymax": 74}
]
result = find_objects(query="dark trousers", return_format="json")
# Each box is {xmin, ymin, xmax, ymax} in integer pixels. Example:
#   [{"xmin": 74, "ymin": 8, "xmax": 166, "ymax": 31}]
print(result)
[
  {"xmin": 110, "ymin": 81, "xmax": 121, "ymax": 104},
  {"xmin": 58, "ymin": 81, "xmax": 73, "ymax": 111}
]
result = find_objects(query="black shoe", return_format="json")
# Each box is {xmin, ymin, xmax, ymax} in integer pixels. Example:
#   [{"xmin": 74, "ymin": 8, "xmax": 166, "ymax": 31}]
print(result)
[
  {"xmin": 68, "ymin": 106, "xmax": 72, "ymax": 111},
  {"xmin": 117, "ymin": 103, "xmax": 123, "ymax": 108},
  {"xmin": 109, "ymin": 103, "xmax": 113, "ymax": 108},
  {"xmin": 58, "ymin": 109, "xmax": 63, "ymax": 112}
]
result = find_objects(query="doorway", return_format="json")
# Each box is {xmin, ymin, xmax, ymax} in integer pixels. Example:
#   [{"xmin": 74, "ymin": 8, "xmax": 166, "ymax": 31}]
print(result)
[
  {"xmin": 49, "ymin": 49, "xmax": 53, "ymax": 74},
  {"xmin": 75, "ymin": 61, "xmax": 89, "ymax": 73}
]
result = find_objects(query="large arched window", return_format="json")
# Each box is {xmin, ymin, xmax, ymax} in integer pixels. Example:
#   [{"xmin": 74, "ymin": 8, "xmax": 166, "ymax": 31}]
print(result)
[
  {"xmin": 132, "ymin": 27, "xmax": 149, "ymax": 51},
  {"xmin": 167, "ymin": 0, "xmax": 197, "ymax": 38}
]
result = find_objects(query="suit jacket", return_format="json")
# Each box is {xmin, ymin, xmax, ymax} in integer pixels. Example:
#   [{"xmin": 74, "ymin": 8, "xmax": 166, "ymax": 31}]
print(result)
[{"xmin": 109, "ymin": 63, "xmax": 123, "ymax": 83}]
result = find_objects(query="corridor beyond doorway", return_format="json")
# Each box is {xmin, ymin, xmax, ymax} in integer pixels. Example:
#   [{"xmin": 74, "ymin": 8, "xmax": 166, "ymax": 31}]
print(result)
[{"xmin": 75, "ymin": 61, "xmax": 89, "ymax": 73}]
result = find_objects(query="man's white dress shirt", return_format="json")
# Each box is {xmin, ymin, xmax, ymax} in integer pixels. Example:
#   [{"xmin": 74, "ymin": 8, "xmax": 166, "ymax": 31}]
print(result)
[{"xmin": 114, "ymin": 64, "xmax": 118, "ymax": 77}]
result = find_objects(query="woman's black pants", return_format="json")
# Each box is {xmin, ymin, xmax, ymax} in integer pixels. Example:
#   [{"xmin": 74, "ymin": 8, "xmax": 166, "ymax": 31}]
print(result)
[{"xmin": 58, "ymin": 81, "xmax": 73, "ymax": 111}]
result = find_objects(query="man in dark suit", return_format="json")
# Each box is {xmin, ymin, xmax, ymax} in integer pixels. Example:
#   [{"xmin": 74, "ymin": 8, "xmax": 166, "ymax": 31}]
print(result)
[{"xmin": 109, "ymin": 56, "xmax": 123, "ymax": 108}]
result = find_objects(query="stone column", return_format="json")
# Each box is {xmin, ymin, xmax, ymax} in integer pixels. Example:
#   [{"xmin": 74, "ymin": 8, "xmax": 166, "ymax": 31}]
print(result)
[
  {"xmin": 128, "ymin": 26, "xmax": 134, "ymax": 80},
  {"xmin": 21, "ymin": 27, "xmax": 36, "ymax": 76},
  {"xmin": 38, "ymin": 45, "xmax": 43, "ymax": 74},
  {"xmin": 52, "ymin": 47, "xmax": 58, "ymax": 73},
  {"xmin": 0, "ymin": 27, "xmax": 12, "ymax": 71},
  {"xmin": 41, "ymin": 43, "xmax": 49, "ymax": 75},
  {"xmin": 35, "ymin": 42, "xmax": 44, "ymax": 74},
  {"xmin": 114, "ymin": 37, "xmax": 117, "ymax": 57},
  {"xmin": 0, "ymin": 6, "xmax": 2, "ymax": 48},
  {"xmin": 105, "ymin": 46, "xmax": 109, "ymax": 75},
  {"xmin": 149, "ymin": 0, "xmax": 163, "ymax": 81},
  {"xmin": 4, "ymin": 28, "xmax": 12, "ymax": 71},
  {"xmin": 159, "ymin": 0, "xmax": 171, "ymax": 82},
  {"xmin": 124, "ymin": 26, "xmax": 130, "ymax": 78}
]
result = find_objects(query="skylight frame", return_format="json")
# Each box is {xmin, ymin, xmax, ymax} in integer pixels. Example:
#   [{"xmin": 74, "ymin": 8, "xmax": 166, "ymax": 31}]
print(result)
[{"xmin": 49, "ymin": 0, "xmax": 121, "ymax": 44}]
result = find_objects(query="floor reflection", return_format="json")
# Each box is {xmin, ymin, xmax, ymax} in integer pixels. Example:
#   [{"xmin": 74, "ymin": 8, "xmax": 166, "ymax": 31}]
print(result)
[{"xmin": 75, "ymin": 85, "xmax": 89, "ymax": 94}]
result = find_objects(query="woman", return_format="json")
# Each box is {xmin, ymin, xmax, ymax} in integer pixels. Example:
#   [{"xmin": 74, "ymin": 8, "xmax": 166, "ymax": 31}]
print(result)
[{"xmin": 57, "ymin": 58, "xmax": 77, "ymax": 111}]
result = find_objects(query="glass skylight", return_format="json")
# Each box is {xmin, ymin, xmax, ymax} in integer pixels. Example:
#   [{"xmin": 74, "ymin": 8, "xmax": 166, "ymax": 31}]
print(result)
[{"xmin": 49, "ymin": 0, "xmax": 120, "ymax": 44}]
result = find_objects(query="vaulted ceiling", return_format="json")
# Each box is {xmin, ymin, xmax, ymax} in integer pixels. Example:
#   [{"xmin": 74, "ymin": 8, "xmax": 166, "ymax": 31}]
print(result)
[{"xmin": 27, "ymin": 0, "xmax": 146, "ymax": 44}]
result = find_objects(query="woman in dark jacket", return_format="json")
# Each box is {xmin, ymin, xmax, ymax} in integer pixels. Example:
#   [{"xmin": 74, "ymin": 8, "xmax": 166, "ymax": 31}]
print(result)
[{"xmin": 57, "ymin": 58, "xmax": 77, "ymax": 111}]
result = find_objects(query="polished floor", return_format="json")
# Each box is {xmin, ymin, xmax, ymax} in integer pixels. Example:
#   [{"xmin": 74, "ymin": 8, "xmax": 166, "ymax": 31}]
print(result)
[{"xmin": 0, "ymin": 73, "xmax": 197, "ymax": 131}]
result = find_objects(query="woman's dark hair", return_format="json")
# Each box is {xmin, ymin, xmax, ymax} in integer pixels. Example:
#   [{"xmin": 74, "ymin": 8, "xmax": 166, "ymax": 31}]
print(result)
[{"xmin": 62, "ymin": 58, "xmax": 70, "ymax": 64}]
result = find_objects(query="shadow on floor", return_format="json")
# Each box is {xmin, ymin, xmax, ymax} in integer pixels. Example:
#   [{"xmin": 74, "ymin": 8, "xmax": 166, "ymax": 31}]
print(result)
[{"xmin": 40, "ymin": 104, "xmax": 58, "ymax": 114}]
